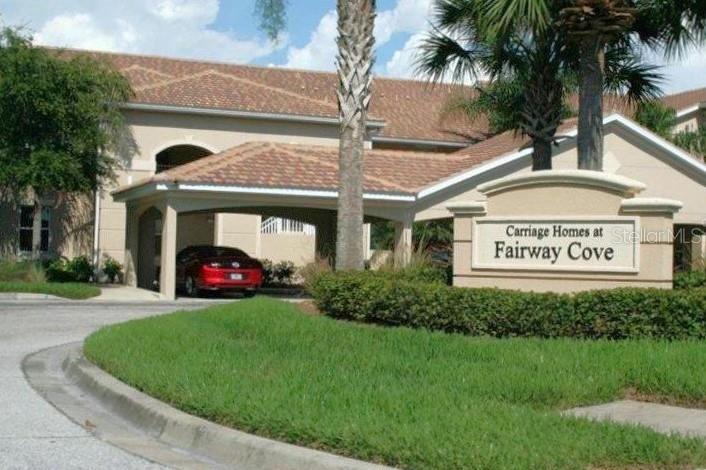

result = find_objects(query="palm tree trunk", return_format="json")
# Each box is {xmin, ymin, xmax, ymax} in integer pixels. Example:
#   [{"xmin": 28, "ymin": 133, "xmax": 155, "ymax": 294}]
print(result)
[
  {"xmin": 335, "ymin": 0, "xmax": 375, "ymax": 271},
  {"xmin": 577, "ymin": 35, "xmax": 605, "ymax": 171},
  {"xmin": 532, "ymin": 139, "xmax": 552, "ymax": 170}
]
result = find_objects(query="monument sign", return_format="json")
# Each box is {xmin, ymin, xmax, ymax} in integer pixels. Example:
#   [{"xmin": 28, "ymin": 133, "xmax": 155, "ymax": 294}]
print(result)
[{"xmin": 448, "ymin": 170, "xmax": 682, "ymax": 293}]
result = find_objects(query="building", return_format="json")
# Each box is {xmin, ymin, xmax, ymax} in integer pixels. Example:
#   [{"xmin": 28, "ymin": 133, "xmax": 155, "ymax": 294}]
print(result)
[{"xmin": 2, "ymin": 49, "xmax": 706, "ymax": 298}]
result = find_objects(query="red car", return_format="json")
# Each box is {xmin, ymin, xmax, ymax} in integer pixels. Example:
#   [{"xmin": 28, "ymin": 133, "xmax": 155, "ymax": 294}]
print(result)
[{"xmin": 176, "ymin": 245, "xmax": 263, "ymax": 297}]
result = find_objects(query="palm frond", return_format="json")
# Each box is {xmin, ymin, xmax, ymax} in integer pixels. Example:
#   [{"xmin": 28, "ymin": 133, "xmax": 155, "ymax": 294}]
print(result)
[
  {"xmin": 603, "ymin": 43, "xmax": 664, "ymax": 104},
  {"xmin": 415, "ymin": 28, "xmax": 490, "ymax": 83},
  {"xmin": 482, "ymin": 0, "xmax": 552, "ymax": 34}
]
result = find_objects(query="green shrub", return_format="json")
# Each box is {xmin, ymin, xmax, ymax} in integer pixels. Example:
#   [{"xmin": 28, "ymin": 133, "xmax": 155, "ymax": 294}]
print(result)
[
  {"xmin": 261, "ymin": 259, "xmax": 275, "ymax": 285},
  {"xmin": 309, "ymin": 271, "xmax": 706, "ymax": 340},
  {"xmin": 374, "ymin": 259, "xmax": 448, "ymax": 285},
  {"xmin": 273, "ymin": 260, "xmax": 296, "ymax": 284},
  {"xmin": 46, "ymin": 256, "xmax": 94, "ymax": 283},
  {"xmin": 102, "ymin": 255, "xmax": 123, "ymax": 283},
  {"xmin": 261, "ymin": 259, "xmax": 298, "ymax": 286},
  {"xmin": 674, "ymin": 270, "xmax": 706, "ymax": 289}
]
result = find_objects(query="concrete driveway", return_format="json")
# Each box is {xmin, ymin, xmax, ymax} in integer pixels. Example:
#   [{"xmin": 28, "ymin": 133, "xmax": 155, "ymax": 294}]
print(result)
[{"xmin": 0, "ymin": 300, "xmax": 210, "ymax": 469}]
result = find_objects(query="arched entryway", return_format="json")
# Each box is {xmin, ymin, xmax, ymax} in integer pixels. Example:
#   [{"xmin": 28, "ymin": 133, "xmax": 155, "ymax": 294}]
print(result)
[
  {"xmin": 137, "ymin": 207, "xmax": 162, "ymax": 290},
  {"xmin": 156, "ymin": 144, "xmax": 213, "ymax": 173}
]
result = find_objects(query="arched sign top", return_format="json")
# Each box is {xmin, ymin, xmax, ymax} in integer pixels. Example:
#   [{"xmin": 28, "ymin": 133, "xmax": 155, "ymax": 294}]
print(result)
[{"xmin": 477, "ymin": 170, "xmax": 646, "ymax": 197}]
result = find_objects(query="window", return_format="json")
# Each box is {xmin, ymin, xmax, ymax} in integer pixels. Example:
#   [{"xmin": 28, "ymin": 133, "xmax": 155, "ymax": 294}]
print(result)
[{"xmin": 18, "ymin": 206, "xmax": 51, "ymax": 253}]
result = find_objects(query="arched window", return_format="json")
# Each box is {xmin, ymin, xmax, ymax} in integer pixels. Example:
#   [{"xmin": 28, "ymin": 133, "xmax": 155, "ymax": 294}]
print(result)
[{"xmin": 155, "ymin": 144, "xmax": 213, "ymax": 173}]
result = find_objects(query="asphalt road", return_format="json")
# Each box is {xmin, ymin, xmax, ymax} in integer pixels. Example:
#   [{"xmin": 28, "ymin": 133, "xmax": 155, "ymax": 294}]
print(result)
[{"xmin": 0, "ymin": 300, "xmax": 211, "ymax": 470}]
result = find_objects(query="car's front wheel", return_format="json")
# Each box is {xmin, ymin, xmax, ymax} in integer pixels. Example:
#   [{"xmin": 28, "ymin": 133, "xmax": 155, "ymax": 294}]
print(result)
[{"xmin": 185, "ymin": 276, "xmax": 200, "ymax": 297}]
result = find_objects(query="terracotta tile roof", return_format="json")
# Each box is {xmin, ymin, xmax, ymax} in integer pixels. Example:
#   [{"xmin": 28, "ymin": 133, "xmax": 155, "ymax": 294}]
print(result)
[
  {"xmin": 134, "ymin": 142, "xmax": 475, "ymax": 195},
  {"xmin": 662, "ymin": 87, "xmax": 706, "ymax": 112},
  {"xmin": 56, "ymin": 48, "xmax": 479, "ymax": 144},
  {"xmin": 452, "ymin": 118, "xmax": 580, "ymax": 160},
  {"xmin": 117, "ymin": 114, "xmax": 704, "ymax": 199}
]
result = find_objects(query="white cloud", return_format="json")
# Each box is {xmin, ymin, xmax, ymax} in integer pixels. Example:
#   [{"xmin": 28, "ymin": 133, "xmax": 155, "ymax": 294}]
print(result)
[
  {"xmin": 285, "ymin": 10, "xmax": 338, "ymax": 70},
  {"xmin": 148, "ymin": 0, "xmax": 219, "ymax": 23},
  {"xmin": 284, "ymin": 0, "xmax": 433, "ymax": 74},
  {"xmin": 384, "ymin": 32, "xmax": 425, "ymax": 78},
  {"xmin": 36, "ymin": 13, "xmax": 122, "ymax": 51},
  {"xmin": 0, "ymin": 0, "xmax": 284, "ymax": 64},
  {"xmin": 374, "ymin": 0, "xmax": 432, "ymax": 45}
]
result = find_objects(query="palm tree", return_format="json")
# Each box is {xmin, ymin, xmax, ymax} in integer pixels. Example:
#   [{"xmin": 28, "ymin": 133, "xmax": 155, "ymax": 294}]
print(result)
[
  {"xmin": 484, "ymin": 0, "xmax": 706, "ymax": 170},
  {"xmin": 560, "ymin": 1, "xmax": 636, "ymax": 170},
  {"xmin": 417, "ymin": 1, "xmax": 569, "ymax": 170},
  {"xmin": 255, "ymin": 0, "xmax": 375, "ymax": 270},
  {"xmin": 418, "ymin": 0, "xmax": 660, "ymax": 170}
]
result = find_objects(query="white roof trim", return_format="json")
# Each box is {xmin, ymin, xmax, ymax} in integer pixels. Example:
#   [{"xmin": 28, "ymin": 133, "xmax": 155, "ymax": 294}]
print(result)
[
  {"xmin": 417, "ymin": 113, "xmax": 706, "ymax": 200},
  {"xmin": 121, "ymin": 102, "xmax": 387, "ymax": 128},
  {"xmin": 676, "ymin": 104, "xmax": 702, "ymax": 118},
  {"xmin": 372, "ymin": 135, "xmax": 469, "ymax": 148},
  {"xmin": 477, "ymin": 169, "xmax": 646, "ymax": 197},
  {"xmin": 416, "ymin": 147, "xmax": 534, "ymax": 199},
  {"xmin": 608, "ymin": 113, "xmax": 706, "ymax": 177},
  {"xmin": 113, "ymin": 181, "xmax": 415, "ymax": 203},
  {"xmin": 177, "ymin": 183, "xmax": 414, "ymax": 201}
]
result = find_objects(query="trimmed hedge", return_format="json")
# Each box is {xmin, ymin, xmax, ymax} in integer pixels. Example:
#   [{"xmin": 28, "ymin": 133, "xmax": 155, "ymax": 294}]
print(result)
[
  {"xmin": 309, "ymin": 271, "xmax": 706, "ymax": 340},
  {"xmin": 674, "ymin": 270, "xmax": 706, "ymax": 289}
]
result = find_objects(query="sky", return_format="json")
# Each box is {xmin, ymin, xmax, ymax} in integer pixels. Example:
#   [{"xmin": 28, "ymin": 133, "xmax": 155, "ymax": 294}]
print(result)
[{"xmin": 0, "ymin": 0, "xmax": 704, "ymax": 94}]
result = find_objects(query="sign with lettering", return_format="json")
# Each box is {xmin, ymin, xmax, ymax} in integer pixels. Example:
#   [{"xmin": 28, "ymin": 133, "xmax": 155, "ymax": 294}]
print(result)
[{"xmin": 471, "ymin": 217, "xmax": 640, "ymax": 272}]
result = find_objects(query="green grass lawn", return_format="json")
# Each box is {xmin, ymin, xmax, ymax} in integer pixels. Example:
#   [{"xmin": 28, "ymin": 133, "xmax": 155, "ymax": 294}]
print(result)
[
  {"xmin": 84, "ymin": 297, "xmax": 706, "ymax": 469},
  {"xmin": 0, "ymin": 281, "xmax": 100, "ymax": 299}
]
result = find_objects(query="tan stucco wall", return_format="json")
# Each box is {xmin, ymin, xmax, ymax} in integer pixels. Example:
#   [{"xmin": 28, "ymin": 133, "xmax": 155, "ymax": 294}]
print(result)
[
  {"xmin": 418, "ymin": 125, "xmax": 706, "ymax": 225},
  {"xmin": 123, "ymin": 109, "xmax": 345, "ymax": 172},
  {"xmin": 260, "ymin": 233, "xmax": 315, "ymax": 265},
  {"xmin": 97, "ymin": 169, "xmax": 151, "ymax": 265},
  {"xmin": 177, "ymin": 213, "xmax": 215, "ymax": 252},
  {"xmin": 214, "ymin": 213, "xmax": 261, "ymax": 257}
]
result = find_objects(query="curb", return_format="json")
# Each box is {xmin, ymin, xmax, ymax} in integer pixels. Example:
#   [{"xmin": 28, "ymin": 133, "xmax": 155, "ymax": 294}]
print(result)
[
  {"xmin": 26, "ymin": 343, "xmax": 392, "ymax": 470},
  {"xmin": 0, "ymin": 292, "xmax": 66, "ymax": 301}
]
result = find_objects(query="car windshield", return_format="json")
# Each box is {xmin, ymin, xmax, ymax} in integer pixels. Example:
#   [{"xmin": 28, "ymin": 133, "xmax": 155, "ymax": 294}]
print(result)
[{"xmin": 197, "ymin": 246, "xmax": 249, "ymax": 258}]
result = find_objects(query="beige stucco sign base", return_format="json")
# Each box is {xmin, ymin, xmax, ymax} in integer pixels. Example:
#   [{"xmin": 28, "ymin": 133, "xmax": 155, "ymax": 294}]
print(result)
[{"xmin": 449, "ymin": 170, "xmax": 682, "ymax": 293}]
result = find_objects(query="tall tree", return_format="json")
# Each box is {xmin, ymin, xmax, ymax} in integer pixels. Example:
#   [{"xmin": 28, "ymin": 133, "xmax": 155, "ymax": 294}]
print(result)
[
  {"xmin": 334, "ymin": 0, "xmax": 375, "ymax": 270},
  {"xmin": 485, "ymin": 0, "xmax": 706, "ymax": 171},
  {"xmin": 418, "ymin": 0, "xmax": 660, "ymax": 170},
  {"xmin": 255, "ymin": 0, "xmax": 375, "ymax": 270},
  {"xmin": 417, "ymin": 1, "xmax": 569, "ymax": 170},
  {"xmin": 560, "ymin": 1, "xmax": 636, "ymax": 170},
  {"xmin": 0, "ymin": 28, "xmax": 133, "ymax": 258}
]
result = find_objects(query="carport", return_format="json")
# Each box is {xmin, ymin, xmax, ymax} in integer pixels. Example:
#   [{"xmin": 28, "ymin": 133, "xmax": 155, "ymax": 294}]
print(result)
[{"xmin": 112, "ymin": 142, "xmax": 467, "ymax": 299}]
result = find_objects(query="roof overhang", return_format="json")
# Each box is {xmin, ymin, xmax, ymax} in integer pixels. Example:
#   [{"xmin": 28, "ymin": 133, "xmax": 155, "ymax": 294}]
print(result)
[
  {"xmin": 112, "ymin": 113, "xmax": 706, "ymax": 210},
  {"xmin": 416, "ymin": 113, "xmax": 706, "ymax": 201},
  {"xmin": 112, "ymin": 181, "xmax": 415, "ymax": 204},
  {"xmin": 676, "ymin": 103, "xmax": 705, "ymax": 118},
  {"xmin": 121, "ymin": 102, "xmax": 387, "ymax": 129},
  {"xmin": 371, "ymin": 135, "xmax": 469, "ymax": 149}
]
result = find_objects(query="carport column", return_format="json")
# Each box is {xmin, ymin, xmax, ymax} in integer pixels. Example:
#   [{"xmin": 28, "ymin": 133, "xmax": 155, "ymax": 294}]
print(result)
[
  {"xmin": 393, "ymin": 214, "xmax": 414, "ymax": 267},
  {"xmin": 124, "ymin": 204, "xmax": 139, "ymax": 287},
  {"xmin": 159, "ymin": 200, "xmax": 178, "ymax": 300}
]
